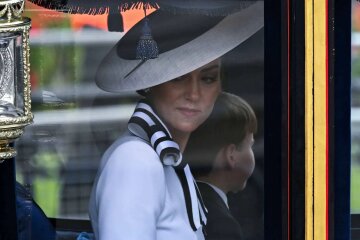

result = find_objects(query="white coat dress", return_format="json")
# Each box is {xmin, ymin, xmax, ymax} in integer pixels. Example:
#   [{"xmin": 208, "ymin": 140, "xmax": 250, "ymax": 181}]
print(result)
[{"xmin": 89, "ymin": 130, "xmax": 205, "ymax": 240}]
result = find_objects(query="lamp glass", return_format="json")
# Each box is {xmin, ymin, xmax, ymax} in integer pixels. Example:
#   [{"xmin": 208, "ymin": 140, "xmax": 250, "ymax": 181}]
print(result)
[{"xmin": 0, "ymin": 31, "xmax": 24, "ymax": 118}]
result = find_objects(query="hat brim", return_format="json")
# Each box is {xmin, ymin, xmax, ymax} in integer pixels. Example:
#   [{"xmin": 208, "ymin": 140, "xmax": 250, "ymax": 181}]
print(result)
[
  {"xmin": 95, "ymin": 1, "xmax": 264, "ymax": 93},
  {"xmin": 157, "ymin": 0, "xmax": 258, "ymax": 16}
]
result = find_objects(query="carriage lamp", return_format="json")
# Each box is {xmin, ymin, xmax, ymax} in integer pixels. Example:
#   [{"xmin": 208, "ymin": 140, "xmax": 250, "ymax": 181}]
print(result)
[{"xmin": 0, "ymin": 0, "xmax": 32, "ymax": 159}]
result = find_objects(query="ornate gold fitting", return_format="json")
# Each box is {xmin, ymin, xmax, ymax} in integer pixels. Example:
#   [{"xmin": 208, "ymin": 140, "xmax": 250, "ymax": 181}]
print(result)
[{"xmin": 0, "ymin": 0, "xmax": 32, "ymax": 160}]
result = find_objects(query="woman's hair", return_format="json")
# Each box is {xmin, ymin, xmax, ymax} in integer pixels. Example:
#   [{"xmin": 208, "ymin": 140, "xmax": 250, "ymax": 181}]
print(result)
[
  {"xmin": 136, "ymin": 59, "xmax": 225, "ymax": 97},
  {"xmin": 185, "ymin": 91, "xmax": 257, "ymax": 176}
]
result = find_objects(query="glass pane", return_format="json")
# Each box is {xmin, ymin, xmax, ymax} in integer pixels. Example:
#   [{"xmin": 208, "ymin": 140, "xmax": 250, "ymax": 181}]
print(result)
[
  {"xmin": 16, "ymin": 3, "xmax": 264, "ymax": 240},
  {"xmin": 17, "ymin": 5, "xmax": 132, "ymax": 219},
  {"xmin": 352, "ymin": 0, "xmax": 360, "ymax": 214},
  {"xmin": 0, "ymin": 32, "xmax": 24, "ymax": 118}
]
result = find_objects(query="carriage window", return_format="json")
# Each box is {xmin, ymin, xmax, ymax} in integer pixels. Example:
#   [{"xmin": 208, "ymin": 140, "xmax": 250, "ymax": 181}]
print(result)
[
  {"xmin": 17, "ymin": 2, "xmax": 142, "ymax": 219},
  {"xmin": 352, "ymin": 1, "xmax": 360, "ymax": 215},
  {"xmin": 15, "ymin": 3, "xmax": 264, "ymax": 240}
]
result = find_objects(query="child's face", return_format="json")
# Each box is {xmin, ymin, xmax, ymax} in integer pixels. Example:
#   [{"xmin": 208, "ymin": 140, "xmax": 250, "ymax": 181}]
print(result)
[{"xmin": 233, "ymin": 132, "xmax": 255, "ymax": 191}]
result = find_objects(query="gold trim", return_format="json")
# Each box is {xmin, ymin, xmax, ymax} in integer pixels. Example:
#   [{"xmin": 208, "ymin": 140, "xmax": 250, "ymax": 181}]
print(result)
[
  {"xmin": 305, "ymin": 0, "xmax": 314, "ymax": 238},
  {"xmin": 0, "ymin": 128, "xmax": 23, "ymax": 139},
  {"xmin": 305, "ymin": 0, "xmax": 327, "ymax": 239},
  {"xmin": 0, "ymin": 22, "xmax": 33, "ymax": 127},
  {"xmin": 0, "ymin": 0, "xmax": 24, "ymax": 21},
  {"xmin": 0, "ymin": 143, "xmax": 16, "ymax": 160},
  {"xmin": 0, "ymin": 14, "xmax": 32, "ymax": 159},
  {"xmin": 0, "ymin": 0, "xmax": 24, "ymax": 5}
]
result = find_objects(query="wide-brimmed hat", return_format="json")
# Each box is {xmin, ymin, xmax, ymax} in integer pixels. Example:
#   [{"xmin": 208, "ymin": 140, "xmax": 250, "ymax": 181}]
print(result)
[{"xmin": 95, "ymin": 1, "xmax": 263, "ymax": 93}]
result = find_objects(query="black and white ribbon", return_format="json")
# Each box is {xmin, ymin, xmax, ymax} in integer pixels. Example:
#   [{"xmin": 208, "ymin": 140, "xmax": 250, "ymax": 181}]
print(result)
[
  {"xmin": 176, "ymin": 165, "xmax": 208, "ymax": 231},
  {"xmin": 128, "ymin": 100, "xmax": 182, "ymax": 166},
  {"xmin": 128, "ymin": 100, "xmax": 207, "ymax": 231}
]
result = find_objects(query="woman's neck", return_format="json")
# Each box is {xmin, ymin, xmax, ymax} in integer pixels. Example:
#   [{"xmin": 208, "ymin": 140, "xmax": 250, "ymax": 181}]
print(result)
[
  {"xmin": 170, "ymin": 129, "xmax": 190, "ymax": 153},
  {"xmin": 146, "ymin": 99, "xmax": 190, "ymax": 152}
]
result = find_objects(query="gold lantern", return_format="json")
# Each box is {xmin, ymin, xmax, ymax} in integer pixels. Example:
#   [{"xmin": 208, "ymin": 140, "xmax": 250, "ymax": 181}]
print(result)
[{"xmin": 0, "ymin": 0, "xmax": 32, "ymax": 159}]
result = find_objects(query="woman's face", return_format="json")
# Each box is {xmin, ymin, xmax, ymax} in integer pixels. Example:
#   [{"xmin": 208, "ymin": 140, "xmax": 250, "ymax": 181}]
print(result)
[{"xmin": 149, "ymin": 59, "xmax": 221, "ymax": 136}]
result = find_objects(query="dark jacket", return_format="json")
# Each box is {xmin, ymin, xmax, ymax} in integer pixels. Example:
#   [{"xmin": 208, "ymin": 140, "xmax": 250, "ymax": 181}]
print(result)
[{"xmin": 198, "ymin": 182, "xmax": 243, "ymax": 240}]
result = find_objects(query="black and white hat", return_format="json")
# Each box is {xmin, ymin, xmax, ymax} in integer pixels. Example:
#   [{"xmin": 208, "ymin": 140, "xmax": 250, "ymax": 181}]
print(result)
[{"xmin": 95, "ymin": 1, "xmax": 263, "ymax": 93}]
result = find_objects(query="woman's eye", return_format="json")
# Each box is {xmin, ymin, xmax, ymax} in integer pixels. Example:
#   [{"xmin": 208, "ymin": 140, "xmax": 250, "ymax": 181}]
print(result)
[{"xmin": 202, "ymin": 76, "xmax": 218, "ymax": 84}]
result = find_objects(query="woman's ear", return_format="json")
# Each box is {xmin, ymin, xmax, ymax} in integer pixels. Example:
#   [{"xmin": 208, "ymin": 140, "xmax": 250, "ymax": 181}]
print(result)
[{"xmin": 224, "ymin": 143, "xmax": 237, "ymax": 169}]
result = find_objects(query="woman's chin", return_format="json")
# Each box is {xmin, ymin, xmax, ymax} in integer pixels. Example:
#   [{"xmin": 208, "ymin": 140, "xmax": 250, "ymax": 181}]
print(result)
[
  {"xmin": 167, "ymin": 119, "xmax": 200, "ymax": 133},
  {"xmin": 176, "ymin": 123, "xmax": 202, "ymax": 134}
]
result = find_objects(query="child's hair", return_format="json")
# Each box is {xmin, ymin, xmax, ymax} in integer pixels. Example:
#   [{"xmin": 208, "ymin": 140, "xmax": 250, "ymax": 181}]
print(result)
[{"xmin": 185, "ymin": 92, "xmax": 257, "ymax": 176}]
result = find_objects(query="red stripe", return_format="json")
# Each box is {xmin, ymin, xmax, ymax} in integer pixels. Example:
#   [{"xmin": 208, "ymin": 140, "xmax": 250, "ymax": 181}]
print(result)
[{"xmin": 325, "ymin": 0, "xmax": 329, "ymax": 238}]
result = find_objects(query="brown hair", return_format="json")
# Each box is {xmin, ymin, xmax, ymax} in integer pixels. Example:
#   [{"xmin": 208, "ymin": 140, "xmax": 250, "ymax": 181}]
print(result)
[{"xmin": 185, "ymin": 92, "xmax": 257, "ymax": 176}]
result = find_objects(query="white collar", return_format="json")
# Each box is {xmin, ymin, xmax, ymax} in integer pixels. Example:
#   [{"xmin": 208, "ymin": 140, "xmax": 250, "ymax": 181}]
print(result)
[{"xmin": 199, "ymin": 181, "xmax": 229, "ymax": 209}]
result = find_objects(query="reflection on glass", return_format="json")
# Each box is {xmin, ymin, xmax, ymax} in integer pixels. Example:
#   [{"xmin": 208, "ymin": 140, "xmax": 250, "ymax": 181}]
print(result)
[
  {"xmin": 17, "ymin": 10, "xmax": 264, "ymax": 240},
  {"xmin": 0, "ymin": 32, "xmax": 24, "ymax": 118},
  {"xmin": 352, "ymin": 0, "xmax": 360, "ymax": 214}
]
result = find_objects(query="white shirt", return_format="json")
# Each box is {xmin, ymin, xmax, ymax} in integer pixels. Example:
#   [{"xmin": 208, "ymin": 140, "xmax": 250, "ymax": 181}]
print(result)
[
  {"xmin": 198, "ymin": 181, "xmax": 229, "ymax": 209},
  {"xmin": 89, "ymin": 132, "xmax": 204, "ymax": 240}
]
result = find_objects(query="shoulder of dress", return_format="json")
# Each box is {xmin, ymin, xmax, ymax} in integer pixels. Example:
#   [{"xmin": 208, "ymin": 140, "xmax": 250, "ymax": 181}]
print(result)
[
  {"xmin": 103, "ymin": 135, "xmax": 162, "ymax": 169},
  {"xmin": 113, "ymin": 136, "xmax": 155, "ymax": 154}
]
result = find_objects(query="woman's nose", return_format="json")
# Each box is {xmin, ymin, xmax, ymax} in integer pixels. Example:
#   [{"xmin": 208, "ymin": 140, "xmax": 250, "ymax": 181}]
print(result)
[{"xmin": 184, "ymin": 77, "xmax": 201, "ymax": 101}]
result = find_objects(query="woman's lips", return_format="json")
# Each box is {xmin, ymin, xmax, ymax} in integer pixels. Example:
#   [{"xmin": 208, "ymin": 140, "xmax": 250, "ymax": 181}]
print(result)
[{"xmin": 177, "ymin": 107, "xmax": 201, "ymax": 117}]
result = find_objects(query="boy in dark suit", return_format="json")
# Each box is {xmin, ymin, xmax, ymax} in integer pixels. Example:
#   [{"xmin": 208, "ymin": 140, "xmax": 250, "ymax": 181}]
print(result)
[{"xmin": 185, "ymin": 92, "xmax": 257, "ymax": 240}]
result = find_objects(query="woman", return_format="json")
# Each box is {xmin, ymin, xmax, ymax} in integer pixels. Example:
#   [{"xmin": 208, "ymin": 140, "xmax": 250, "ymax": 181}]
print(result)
[{"xmin": 89, "ymin": 2, "xmax": 263, "ymax": 240}]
